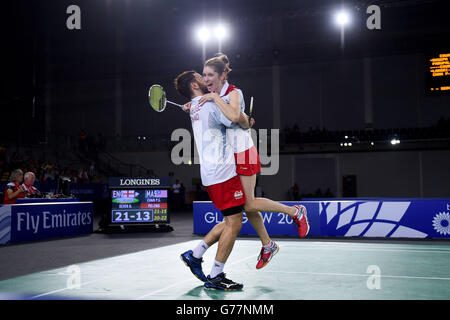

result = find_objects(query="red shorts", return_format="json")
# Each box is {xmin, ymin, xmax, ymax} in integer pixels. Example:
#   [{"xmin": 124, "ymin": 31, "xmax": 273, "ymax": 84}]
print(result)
[
  {"xmin": 234, "ymin": 145, "xmax": 261, "ymax": 176},
  {"xmin": 206, "ymin": 175, "xmax": 246, "ymax": 214}
]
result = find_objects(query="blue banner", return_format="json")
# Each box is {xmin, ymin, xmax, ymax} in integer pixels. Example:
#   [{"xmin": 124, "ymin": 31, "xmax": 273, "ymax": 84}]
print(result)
[
  {"xmin": 193, "ymin": 199, "xmax": 450, "ymax": 239},
  {"xmin": 193, "ymin": 201, "xmax": 320, "ymax": 236},
  {"xmin": 0, "ymin": 202, "xmax": 93, "ymax": 244}
]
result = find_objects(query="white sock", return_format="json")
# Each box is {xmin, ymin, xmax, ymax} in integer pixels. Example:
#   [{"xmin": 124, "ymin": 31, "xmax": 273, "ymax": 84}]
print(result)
[
  {"xmin": 209, "ymin": 260, "xmax": 225, "ymax": 278},
  {"xmin": 293, "ymin": 206, "xmax": 303, "ymax": 219},
  {"xmin": 192, "ymin": 240, "xmax": 210, "ymax": 259},
  {"xmin": 263, "ymin": 240, "xmax": 274, "ymax": 249}
]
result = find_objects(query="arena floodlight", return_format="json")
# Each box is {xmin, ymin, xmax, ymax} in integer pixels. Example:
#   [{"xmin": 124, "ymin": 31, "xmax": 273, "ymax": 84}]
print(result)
[
  {"xmin": 334, "ymin": 9, "xmax": 351, "ymax": 50},
  {"xmin": 214, "ymin": 24, "xmax": 229, "ymax": 52},
  {"xmin": 196, "ymin": 26, "xmax": 210, "ymax": 43},
  {"xmin": 195, "ymin": 25, "xmax": 210, "ymax": 62},
  {"xmin": 335, "ymin": 10, "xmax": 350, "ymax": 27},
  {"xmin": 214, "ymin": 24, "xmax": 228, "ymax": 41}
]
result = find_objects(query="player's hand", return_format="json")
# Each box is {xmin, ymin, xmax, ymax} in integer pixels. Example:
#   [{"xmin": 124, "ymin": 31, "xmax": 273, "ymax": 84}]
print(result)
[
  {"xmin": 198, "ymin": 92, "xmax": 219, "ymax": 106},
  {"xmin": 249, "ymin": 117, "xmax": 255, "ymax": 128},
  {"xmin": 18, "ymin": 186, "xmax": 26, "ymax": 193},
  {"xmin": 182, "ymin": 102, "xmax": 191, "ymax": 113}
]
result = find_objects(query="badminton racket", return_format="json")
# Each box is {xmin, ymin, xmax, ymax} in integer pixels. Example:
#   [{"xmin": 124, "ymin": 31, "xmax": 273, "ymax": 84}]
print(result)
[{"xmin": 148, "ymin": 84, "xmax": 186, "ymax": 112}]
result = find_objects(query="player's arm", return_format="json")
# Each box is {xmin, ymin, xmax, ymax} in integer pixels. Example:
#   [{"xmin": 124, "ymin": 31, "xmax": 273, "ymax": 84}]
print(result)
[
  {"xmin": 198, "ymin": 91, "xmax": 241, "ymax": 123},
  {"xmin": 238, "ymin": 112, "xmax": 250, "ymax": 129},
  {"xmin": 212, "ymin": 104, "xmax": 234, "ymax": 129}
]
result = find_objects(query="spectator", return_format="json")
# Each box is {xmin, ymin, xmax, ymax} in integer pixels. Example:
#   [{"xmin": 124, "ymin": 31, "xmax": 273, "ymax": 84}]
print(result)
[
  {"xmin": 22, "ymin": 171, "xmax": 39, "ymax": 195},
  {"xmin": 172, "ymin": 179, "xmax": 182, "ymax": 210},
  {"xmin": 3, "ymin": 169, "xmax": 26, "ymax": 204},
  {"xmin": 43, "ymin": 167, "xmax": 55, "ymax": 182},
  {"xmin": 71, "ymin": 170, "xmax": 79, "ymax": 183},
  {"xmin": 89, "ymin": 162, "xmax": 95, "ymax": 178},
  {"xmin": 78, "ymin": 168, "xmax": 89, "ymax": 183}
]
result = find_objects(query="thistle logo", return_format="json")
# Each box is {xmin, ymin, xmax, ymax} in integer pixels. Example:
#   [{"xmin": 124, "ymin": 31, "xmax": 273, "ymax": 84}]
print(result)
[
  {"xmin": 234, "ymin": 190, "xmax": 243, "ymax": 200},
  {"xmin": 112, "ymin": 190, "xmax": 140, "ymax": 204},
  {"xmin": 432, "ymin": 212, "xmax": 450, "ymax": 236}
]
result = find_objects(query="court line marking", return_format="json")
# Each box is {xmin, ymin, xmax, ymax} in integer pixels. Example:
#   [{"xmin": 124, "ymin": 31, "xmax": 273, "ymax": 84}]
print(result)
[
  {"xmin": 283, "ymin": 247, "xmax": 450, "ymax": 254},
  {"xmin": 271, "ymin": 270, "xmax": 450, "ymax": 281},
  {"xmin": 29, "ymin": 240, "xmax": 202, "ymax": 300},
  {"xmin": 29, "ymin": 264, "xmax": 155, "ymax": 300},
  {"xmin": 28, "ymin": 240, "xmax": 255, "ymax": 300},
  {"xmin": 21, "ymin": 240, "xmax": 450, "ymax": 299},
  {"xmin": 133, "ymin": 253, "xmax": 259, "ymax": 300},
  {"xmin": 236, "ymin": 239, "xmax": 450, "ymax": 248},
  {"xmin": 236, "ymin": 243, "xmax": 450, "ymax": 254}
]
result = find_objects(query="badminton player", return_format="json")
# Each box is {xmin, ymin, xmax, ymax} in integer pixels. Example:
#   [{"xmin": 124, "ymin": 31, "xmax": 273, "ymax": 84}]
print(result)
[
  {"xmin": 175, "ymin": 70, "xmax": 246, "ymax": 291},
  {"xmin": 199, "ymin": 54, "xmax": 310, "ymax": 268}
]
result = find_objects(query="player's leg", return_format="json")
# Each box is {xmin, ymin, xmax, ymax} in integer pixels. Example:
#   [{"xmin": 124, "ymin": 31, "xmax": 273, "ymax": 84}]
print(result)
[
  {"xmin": 244, "ymin": 211, "xmax": 270, "ymax": 245},
  {"xmin": 241, "ymin": 174, "xmax": 295, "ymax": 216},
  {"xmin": 205, "ymin": 209, "xmax": 244, "ymax": 291},
  {"xmin": 214, "ymin": 212, "xmax": 242, "ymax": 263},
  {"xmin": 240, "ymin": 174, "xmax": 310, "ymax": 238},
  {"xmin": 239, "ymin": 174, "xmax": 280, "ymax": 269},
  {"xmin": 235, "ymin": 146, "xmax": 304, "ymax": 219},
  {"xmin": 181, "ymin": 221, "xmax": 225, "ymax": 282}
]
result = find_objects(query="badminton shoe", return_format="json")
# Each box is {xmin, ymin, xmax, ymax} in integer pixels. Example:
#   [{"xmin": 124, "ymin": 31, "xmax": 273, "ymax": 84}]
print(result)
[
  {"xmin": 256, "ymin": 241, "xmax": 279, "ymax": 269},
  {"xmin": 292, "ymin": 205, "xmax": 310, "ymax": 238},
  {"xmin": 180, "ymin": 250, "xmax": 207, "ymax": 282},
  {"xmin": 204, "ymin": 273, "xmax": 243, "ymax": 291}
]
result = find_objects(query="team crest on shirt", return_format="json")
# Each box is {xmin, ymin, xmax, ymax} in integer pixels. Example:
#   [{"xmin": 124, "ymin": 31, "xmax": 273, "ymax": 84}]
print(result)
[{"xmin": 234, "ymin": 190, "xmax": 243, "ymax": 199}]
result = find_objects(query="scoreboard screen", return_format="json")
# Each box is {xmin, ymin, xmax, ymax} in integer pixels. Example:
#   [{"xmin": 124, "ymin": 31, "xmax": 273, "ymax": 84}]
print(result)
[
  {"xmin": 110, "ymin": 188, "xmax": 169, "ymax": 224},
  {"xmin": 426, "ymin": 52, "xmax": 450, "ymax": 94}
]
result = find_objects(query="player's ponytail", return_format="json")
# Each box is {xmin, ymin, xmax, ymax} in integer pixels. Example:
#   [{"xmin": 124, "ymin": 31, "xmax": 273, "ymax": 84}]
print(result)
[{"xmin": 205, "ymin": 53, "xmax": 232, "ymax": 76}]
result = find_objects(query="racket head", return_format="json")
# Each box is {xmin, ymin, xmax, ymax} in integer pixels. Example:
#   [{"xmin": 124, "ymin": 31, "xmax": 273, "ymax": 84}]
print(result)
[{"xmin": 148, "ymin": 84, "xmax": 167, "ymax": 112}]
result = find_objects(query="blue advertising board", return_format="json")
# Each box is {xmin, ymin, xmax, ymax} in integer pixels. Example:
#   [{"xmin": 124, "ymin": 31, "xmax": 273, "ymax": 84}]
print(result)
[
  {"xmin": 0, "ymin": 202, "xmax": 93, "ymax": 245},
  {"xmin": 193, "ymin": 200, "xmax": 450, "ymax": 239}
]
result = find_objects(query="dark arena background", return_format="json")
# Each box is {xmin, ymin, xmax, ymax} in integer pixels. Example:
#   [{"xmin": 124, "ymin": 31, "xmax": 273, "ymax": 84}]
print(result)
[{"xmin": 1, "ymin": 0, "xmax": 450, "ymax": 310}]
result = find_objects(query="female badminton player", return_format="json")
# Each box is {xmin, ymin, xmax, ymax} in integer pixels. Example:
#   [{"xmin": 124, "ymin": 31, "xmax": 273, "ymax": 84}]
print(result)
[{"xmin": 198, "ymin": 54, "xmax": 310, "ymax": 269}]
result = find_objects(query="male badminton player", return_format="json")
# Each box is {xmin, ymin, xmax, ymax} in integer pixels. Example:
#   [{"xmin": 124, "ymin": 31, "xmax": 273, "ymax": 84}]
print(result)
[
  {"xmin": 199, "ymin": 54, "xmax": 310, "ymax": 268},
  {"xmin": 175, "ymin": 70, "xmax": 246, "ymax": 291}
]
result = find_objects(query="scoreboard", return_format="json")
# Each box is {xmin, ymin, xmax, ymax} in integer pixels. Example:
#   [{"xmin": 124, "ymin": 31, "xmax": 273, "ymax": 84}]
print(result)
[
  {"xmin": 426, "ymin": 52, "xmax": 450, "ymax": 94},
  {"xmin": 108, "ymin": 177, "xmax": 171, "ymax": 226},
  {"xmin": 111, "ymin": 189, "xmax": 168, "ymax": 224}
]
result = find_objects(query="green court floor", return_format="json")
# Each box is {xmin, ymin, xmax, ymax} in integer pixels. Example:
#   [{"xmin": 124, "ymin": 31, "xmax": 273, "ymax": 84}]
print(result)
[{"xmin": 0, "ymin": 239, "xmax": 449, "ymax": 300}]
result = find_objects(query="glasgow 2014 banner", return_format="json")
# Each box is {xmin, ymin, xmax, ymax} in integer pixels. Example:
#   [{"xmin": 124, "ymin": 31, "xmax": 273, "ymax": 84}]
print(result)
[
  {"xmin": 193, "ymin": 200, "xmax": 450, "ymax": 239},
  {"xmin": 0, "ymin": 202, "xmax": 94, "ymax": 245}
]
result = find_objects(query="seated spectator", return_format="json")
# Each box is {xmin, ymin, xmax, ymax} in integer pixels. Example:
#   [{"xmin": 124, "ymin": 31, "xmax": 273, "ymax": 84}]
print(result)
[
  {"xmin": 22, "ymin": 171, "xmax": 39, "ymax": 195},
  {"xmin": 43, "ymin": 167, "xmax": 55, "ymax": 182},
  {"xmin": 78, "ymin": 168, "xmax": 89, "ymax": 183},
  {"xmin": 3, "ymin": 169, "xmax": 26, "ymax": 204}
]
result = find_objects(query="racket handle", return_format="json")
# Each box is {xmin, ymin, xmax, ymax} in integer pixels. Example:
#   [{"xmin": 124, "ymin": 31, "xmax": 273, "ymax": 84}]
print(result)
[{"xmin": 249, "ymin": 96, "xmax": 254, "ymax": 118}]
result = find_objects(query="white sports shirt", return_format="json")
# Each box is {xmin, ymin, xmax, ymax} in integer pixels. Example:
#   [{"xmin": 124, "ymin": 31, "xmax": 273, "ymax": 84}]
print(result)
[
  {"xmin": 190, "ymin": 96, "xmax": 237, "ymax": 186},
  {"xmin": 219, "ymin": 81, "xmax": 255, "ymax": 154}
]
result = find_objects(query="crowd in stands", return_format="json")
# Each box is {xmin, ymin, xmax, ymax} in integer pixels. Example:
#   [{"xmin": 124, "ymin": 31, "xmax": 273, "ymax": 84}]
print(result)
[
  {"xmin": 290, "ymin": 182, "xmax": 334, "ymax": 200},
  {"xmin": 0, "ymin": 146, "xmax": 104, "ymax": 184},
  {"xmin": 282, "ymin": 116, "xmax": 450, "ymax": 144}
]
